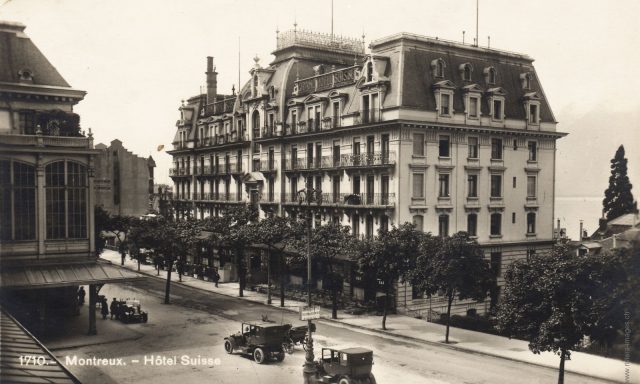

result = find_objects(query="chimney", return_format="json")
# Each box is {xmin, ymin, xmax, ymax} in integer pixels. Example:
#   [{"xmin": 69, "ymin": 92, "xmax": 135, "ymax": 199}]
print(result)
[
  {"xmin": 206, "ymin": 56, "xmax": 218, "ymax": 104},
  {"xmin": 579, "ymin": 220, "xmax": 584, "ymax": 241}
]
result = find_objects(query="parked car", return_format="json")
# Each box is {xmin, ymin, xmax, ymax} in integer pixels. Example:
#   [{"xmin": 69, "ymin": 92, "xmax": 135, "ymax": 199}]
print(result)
[
  {"xmin": 114, "ymin": 299, "xmax": 148, "ymax": 323},
  {"xmin": 282, "ymin": 323, "xmax": 316, "ymax": 354},
  {"xmin": 224, "ymin": 321, "xmax": 291, "ymax": 364},
  {"xmin": 315, "ymin": 347, "xmax": 376, "ymax": 384}
]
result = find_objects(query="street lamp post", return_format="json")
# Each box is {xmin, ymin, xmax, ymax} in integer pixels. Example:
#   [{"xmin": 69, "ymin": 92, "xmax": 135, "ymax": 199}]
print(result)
[{"xmin": 298, "ymin": 187, "xmax": 321, "ymax": 384}]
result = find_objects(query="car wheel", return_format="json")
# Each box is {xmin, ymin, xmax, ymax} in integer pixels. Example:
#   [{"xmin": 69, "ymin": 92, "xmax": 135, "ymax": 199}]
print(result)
[
  {"xmin": 338, "ymin": 376, "xmax": 351, "ymax": 384},
  {"xmin": 367, "ymin": 373, "xmax": 377, "ymax": 384},
  {"xmin": 253, "ymin": 348, "xmax": 265, "ymax": 364},
  {"xmin": 224, "ymin": 340, "xmax": 233, "ymax": 354},
  {"xmin": 142, "ymin": 314, "xmax": 148, "ymax": 323},
  {"xmin": 275, "ymin": 351, "xmax": 285, "ymax": 362}
]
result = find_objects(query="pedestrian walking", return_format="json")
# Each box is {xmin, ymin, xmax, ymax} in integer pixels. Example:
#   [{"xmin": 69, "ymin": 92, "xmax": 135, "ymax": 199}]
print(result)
[
  {"xmin": 77, "ymin": 286, "xmax": 85, "ymax": 305},
  {"xmin": 213, "ymin": 268, "xmax": 220, "ymax": 288},
  {"xmin": 176, "ymin": 259, "xmax": 184, "ymax": 282},
  {"xmin": 101, "ymin": 298, "xmax": 109, "ymax": 319},
  {"xmin": 110, "ymin": 297, "xmax": 118, "ymax": 319}
]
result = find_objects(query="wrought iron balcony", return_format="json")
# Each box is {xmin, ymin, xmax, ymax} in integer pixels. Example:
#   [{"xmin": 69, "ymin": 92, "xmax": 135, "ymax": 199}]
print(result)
[
  {"xmin": 354, "ymin": 108, "xmax": 383, "ymax": 124},
  {"xmin": 169, "ymin": 168, "xmax": 191, "ymax": 177},
  {"xmin": 340, "ymin": 152, "xmax": 395, "ymax": 168},
  {"xmin": 280, "ymin": 192, "xmax": 395, "ymax": 207},
  {"xmin": 202, "ymin": 97, "xmax": 236, "ymax": 117}
]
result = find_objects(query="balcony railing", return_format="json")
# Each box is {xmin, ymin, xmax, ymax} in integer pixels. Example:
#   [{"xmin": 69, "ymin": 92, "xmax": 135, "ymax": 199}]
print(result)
[
  {"xmin": 202, "ymin": 97, "xmax": 237, "ymax": 117},
  {"xmin": 282, "ymin": 152, "xmax": 395, "ymax": 172},
  {"xmin": 292, "ymin": 64, "xmax": 361, "ymax": 97},
  {"xmin": 169, "ymin": 168, "xmax": 191, "ymax": 177},
  {"xmin": 253, "ymin": 159, "xmax": 277, "ymax": 172},
  {"xmin": 354, "ymin": 108, "xmax": 382, "ymax": 124},
  {"xmin": 280, "ymin": 192, "xmax": 395, "ymax": 206},
  {"xmin": 340, "ymin": 152, "xmax": 395, "ymax": 167}
]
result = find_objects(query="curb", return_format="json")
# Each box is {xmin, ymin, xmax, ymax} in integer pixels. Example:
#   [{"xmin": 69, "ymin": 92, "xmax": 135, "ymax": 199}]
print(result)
[{"xmin": 106, "ymin": 257, "xmax": 620, "ymax": 384}]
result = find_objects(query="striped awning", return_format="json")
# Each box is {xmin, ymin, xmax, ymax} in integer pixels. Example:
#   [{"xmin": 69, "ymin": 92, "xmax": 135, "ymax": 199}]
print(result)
[
  {"xmin": 0, "ymin": 261, "xmax": 144, "ymax": 289},
  {"xmin": 0, "ymin": 309, "xmax": 80, "ymax": 383}
]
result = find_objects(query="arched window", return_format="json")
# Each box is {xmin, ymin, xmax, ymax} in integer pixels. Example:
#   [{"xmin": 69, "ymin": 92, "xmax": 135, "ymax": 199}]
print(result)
[
  {"xmin": 462, "ymin": 63, "xmax": 473, "ymax": 81},
  {"xmin": 45, "ymin": 160, "xmax": 88, "ymax": 239},
  {"xmin": 252, "ymin": 110, "xmax": 260, "ymax": 130},
  {"xmin": 366, "ymin": 61, "xmax": 374, "ymax": 82},
  {"xmin": 487, "ymin": 67, "xmax": 496, "ymax": 84},
  {"xmin": 527, "ymin": 212, "xmax": 536, "ymax": 234},
  {"xmin": 0, "ymin": 160, "xmax": 36, "ymax": 241},
  {"xmin": 521, "ymin": 73, "xmax": 532, "ymax": 89},
  {"xmin": 432, "ymin": 58, "xmax": 445, "ymax": 78}
]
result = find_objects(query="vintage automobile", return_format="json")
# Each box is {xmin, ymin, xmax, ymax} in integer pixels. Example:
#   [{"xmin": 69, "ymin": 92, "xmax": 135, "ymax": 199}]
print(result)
[
  {"xmin": 316, "ymin": 347, "xmax": 376, "ymax": 384},
  {"xmin": 224, "ymin": 322, "xmax": 291, "ymax": 364},
  {"xmin": 282, "ymin": 323, "xmax": 316, "ymax": 354},
  {"xmin": 116, "ymin": 299, "xmax": 148, "ymax": 324}
]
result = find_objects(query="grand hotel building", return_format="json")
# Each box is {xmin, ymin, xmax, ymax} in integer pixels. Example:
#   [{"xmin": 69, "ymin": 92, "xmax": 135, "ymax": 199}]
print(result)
[{"xmin": 168, "ymin": 29, "xmax": 566, "ymax": 314}]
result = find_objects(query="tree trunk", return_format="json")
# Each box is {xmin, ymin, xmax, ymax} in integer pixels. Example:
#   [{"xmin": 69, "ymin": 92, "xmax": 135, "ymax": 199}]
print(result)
[
  {"xmin": 331, "ymin": 285, "xmax": 338, "ymax": 319},
  {"xmin": 558, "ymin": 349, "xmax": 566, "ymax": 384},
  {"xmin": 237, "ymin": 248, "xmax": 244, "ymax": 297},
  {"xmin": 267, "ymin": 249, "xmax": 272, "ymax": 305},
  {"xmin": 382, "ymin": 286, "xmax": 390, "ymax": 330},
  {"xmin": 445, "ymin": 293, "xmax": 453, "ymax": 343},
  {"xmin": 280, "ymin": 253, "xmax": 286, "ymax": 307},
  {"xmin": 165, "ymin": 260, "xmax": 173, "ymax": 304}
]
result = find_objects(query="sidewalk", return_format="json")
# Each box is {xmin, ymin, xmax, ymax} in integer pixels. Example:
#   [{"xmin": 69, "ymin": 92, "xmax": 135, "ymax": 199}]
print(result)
[{"xmin": 101, "ymin": 250, "xmax": 634, "ymax": 383}]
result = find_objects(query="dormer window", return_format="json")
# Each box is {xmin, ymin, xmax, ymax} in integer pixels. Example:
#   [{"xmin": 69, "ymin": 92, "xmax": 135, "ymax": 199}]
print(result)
[
  {"xmin": 487, "ymin": 87, "xmax": 506, "ymax": 122},
  {"xmin": 462, "ymin": 84, "xmax": 482, "ymax": 119},
  {"xmin": 529, "ymin": 104, "xmax": 538, "ymax": 124},
  {"xmin": 440, "ymin": 93, "xmax": 451, "ymax": 115},
  {"xmin": 492, "ymin": 99, "xmax": 503, "ymax": 120},
  {"xmin": 433, "ymin": 80, "xmax": 455, "ymax": 117},
  {"xmin": 524, "ymin": 92, "xmax": 542, "ymax": 126},
  {"xmin": 366, "ymin": 61, "xmax": 374, "ymax": 82},
  {"xmin": 431, "ymin": 58, "xmax": 446, "ymax": 78},
  {"xmin": 521, "ymin": 73, "xmax": 532, "ymax": 90},
  {"xmin": 460, "ymin": 63, "xmax": 473, "ymax": 81},
  {"xmin": 484, "ymin": 67, "xmax": 497, "ymax": 84}
]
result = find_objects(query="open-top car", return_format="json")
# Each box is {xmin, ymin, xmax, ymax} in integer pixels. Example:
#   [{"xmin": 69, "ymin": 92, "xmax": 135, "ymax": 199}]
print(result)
[
  {"xmin": 224, "ymin": 322, "xmax": 291, "ymax": 364},
  {"xmin": 118, "ymin": 299, "xmax": 148, "ymax": 323},
  {"xmin": 316, "ymin": 347, "xmax": 376, "ymax": 384}
]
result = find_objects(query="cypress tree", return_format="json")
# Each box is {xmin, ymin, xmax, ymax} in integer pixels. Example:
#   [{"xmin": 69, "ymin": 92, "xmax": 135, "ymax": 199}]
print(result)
[{"xmin": 603, "ymin": 145, "xmax": 638, "ymax": 220}]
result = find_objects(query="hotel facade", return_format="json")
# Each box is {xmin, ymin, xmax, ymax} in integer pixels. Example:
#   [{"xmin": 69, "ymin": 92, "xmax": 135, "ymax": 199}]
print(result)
[{"xmin": 168, "ymin": 29, "xmax": 565, "ymax": 315}]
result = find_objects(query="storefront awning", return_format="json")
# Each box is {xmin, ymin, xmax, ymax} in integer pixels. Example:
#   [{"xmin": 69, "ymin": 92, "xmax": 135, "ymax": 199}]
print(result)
[
  {"xmin": 0, "ymin": 308, "xmax": 80, "ymax": 383},
  {"xmin": 0, "ymin": 261, "xmax": 145, "ymax": 289}
]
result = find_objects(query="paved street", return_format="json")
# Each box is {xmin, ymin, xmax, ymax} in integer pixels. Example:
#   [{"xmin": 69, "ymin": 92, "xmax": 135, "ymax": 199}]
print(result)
[{"xmin": 48, "ymin": 276, "xmax": 616, "ymax": 384}]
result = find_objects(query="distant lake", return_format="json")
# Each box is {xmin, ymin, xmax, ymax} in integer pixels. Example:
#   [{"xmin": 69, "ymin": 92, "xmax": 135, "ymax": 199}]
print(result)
[{"xmin": 555, "ymin": 196, "xmax": 603, "ymax": 240}]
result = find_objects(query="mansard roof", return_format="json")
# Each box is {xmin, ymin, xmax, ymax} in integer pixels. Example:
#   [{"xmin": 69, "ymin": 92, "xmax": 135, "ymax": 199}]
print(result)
[
  {"xmin": 396, "ymin": 41, "xmax": 555, "ymax": 122},
  {"xmin": 0, "ymin": 21, "xmax": 71, "ymax": 88}
]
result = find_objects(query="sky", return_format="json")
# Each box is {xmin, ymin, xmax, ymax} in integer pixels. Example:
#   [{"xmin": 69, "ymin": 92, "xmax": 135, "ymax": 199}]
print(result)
[{"xmin": 1, "ymin": 0, "xmax": 639, "ymax": 201}]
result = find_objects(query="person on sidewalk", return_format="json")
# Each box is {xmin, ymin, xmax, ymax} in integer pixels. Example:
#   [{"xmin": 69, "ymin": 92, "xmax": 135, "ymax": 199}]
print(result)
[
  {"xmin": 213, "ymin": 268, "xmax": 220, "ymax": 288},
  {"xmin": 176, "ymin": 259, "xmax": 184, "ymax": 282},
  {"xmin": 77, "ymin": 286, "xmax": 85, "ymax": 305},
  {"xmin": 101, "ymin": 298, "xmax": 109, "ymax": 320},
  {"xmin": 110, "ymin": 298, "xmax": 118, "ymax": 319}
]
